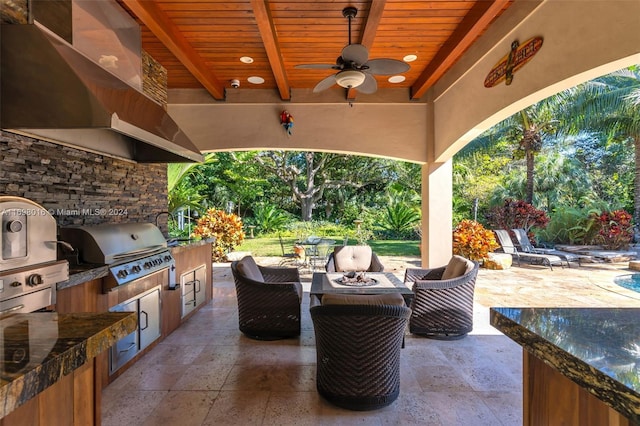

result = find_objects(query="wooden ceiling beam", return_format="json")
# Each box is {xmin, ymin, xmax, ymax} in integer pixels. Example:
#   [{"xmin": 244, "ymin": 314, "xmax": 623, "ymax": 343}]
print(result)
[
  {"xmin": 350, "ymin": 0, "xmax": 387, "ymax": 101},
  {"xmin": 251, "ymin": 0, "xmax": 291, "ymax": 101},
  {"xmin": 121, "ymin": 0, "xmax": 225, "ymax": 100},
  {"xmin": 360, "ymin": 0, "xmax": 387, "ymax": 49},
  {"xmin": 410, "ymin": 0, "xmax": 511, "ymax": 100}
]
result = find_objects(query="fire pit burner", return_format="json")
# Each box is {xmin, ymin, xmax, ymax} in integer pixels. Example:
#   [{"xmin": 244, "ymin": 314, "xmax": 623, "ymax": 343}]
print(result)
[{"xmin": 334, "ymin": 272, "xmax": 378, "ymax": 287}]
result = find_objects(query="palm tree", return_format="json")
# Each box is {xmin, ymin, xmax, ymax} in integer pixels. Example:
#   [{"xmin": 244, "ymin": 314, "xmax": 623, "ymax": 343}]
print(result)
[
  {"xmin": 562, "ymin": 67, "xmax": 640, "ymax": 223},
  {"xmin": 167, "ymin": 154, "xmax": 215, "ymax": 215},
  {"xmin": 470, "ymin": 100, "xmax": 560, "ymax": 204}
]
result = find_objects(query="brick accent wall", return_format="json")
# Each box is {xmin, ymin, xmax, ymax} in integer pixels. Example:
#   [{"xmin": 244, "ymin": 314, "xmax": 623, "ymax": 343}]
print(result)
[{"xmin": 0, "ymin": 131, "xmax": 169, "ymax": 229}]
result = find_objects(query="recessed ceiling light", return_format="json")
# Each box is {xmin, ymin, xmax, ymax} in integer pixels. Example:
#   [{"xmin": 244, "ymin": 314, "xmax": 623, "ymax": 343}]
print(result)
[
  {"xmin": 247, "ymin": 76, "xmax": 265, "ymax": 84},
  {"xmin": 388, "ymin": 75, "xmax": 406, "ymax": 83},
  {"xmin": 403, "ymin": 54, "xmax": 418, "ymax": 62},
  {"xmin": 240, "ymin": 56, "xmax": 254, "ymax": 64}
]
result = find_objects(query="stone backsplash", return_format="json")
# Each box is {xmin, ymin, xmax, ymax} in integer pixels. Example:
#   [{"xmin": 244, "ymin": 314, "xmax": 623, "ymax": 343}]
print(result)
[{"xmin": 0, "ymin": 131, "xmax": 169, "ymax": 230}]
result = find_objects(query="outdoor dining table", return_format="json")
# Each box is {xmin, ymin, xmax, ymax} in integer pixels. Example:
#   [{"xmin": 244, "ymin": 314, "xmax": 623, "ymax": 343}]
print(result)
[{"xmin": 310, "ymin": 272, "xmax": 414, "ymax": 307}]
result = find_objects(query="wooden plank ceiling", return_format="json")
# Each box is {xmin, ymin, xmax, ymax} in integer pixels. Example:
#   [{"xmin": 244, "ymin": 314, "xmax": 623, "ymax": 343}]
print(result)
[{"xmin": 118, "ymin": 0, "xmax": 513, "ymax": 101}]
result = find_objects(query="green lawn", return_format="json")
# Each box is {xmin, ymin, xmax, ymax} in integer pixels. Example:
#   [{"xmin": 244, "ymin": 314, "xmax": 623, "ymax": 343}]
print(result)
[{"xmin": 236, "ymin": 237, "xmax": 420, "ymax": 257}]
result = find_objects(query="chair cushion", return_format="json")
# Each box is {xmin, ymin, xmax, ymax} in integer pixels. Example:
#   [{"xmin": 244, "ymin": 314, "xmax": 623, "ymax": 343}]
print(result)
[
  {"xmin": 236, "ymin": 256, "xmax": 264, "ymax": 282},
  {"xmin": 333, "ymin": 246, "xmax": 373, "ymax": 272},
  {"xmin": 321, "ymin": 292, "xmax": 405, "ymax": 306},
  {"xmin": 442, "ymin": 255, "xmax": 475, "ymax": 280}
]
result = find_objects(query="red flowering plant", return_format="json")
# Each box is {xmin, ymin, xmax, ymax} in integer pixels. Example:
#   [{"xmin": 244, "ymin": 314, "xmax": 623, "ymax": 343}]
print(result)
[
  {"xmin": 452, "ymin": 220, "xmax": 500, "ymax": 262},
  {"xmin": 485, "ymin": 199, "xmax": 549, "ymax": 244},
  {"xmin": 192, "ymin": 208, "xmax": 245, "ymax": 261},
  {"xmin": 591, "ymin": 209, "xmax": 633, "ymax": 250}
]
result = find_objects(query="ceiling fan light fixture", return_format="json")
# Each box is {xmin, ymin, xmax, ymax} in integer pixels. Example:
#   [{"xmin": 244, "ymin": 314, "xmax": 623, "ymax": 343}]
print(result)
[{"xmin": 335, "ymin": 70, "xmax": 366, "ymax": 88}]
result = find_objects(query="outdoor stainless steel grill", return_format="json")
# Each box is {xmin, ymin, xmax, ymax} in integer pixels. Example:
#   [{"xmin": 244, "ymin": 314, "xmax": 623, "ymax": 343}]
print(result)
[{"xmin": 59, "ymin": 222, "xmax": 174, "ymax": 292}]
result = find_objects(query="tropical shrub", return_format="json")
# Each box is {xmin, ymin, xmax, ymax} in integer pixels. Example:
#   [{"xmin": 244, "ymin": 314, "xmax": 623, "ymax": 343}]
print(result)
[
  {"xmin": 378, "ymin": 202, "xmax": 421, "ymax": 239},
  {"xmin": 536, "ymin": 205, "xmax": 601, "ymax": 245},
  {"xmin": 249, "ymin": 203, "xmax": 292, "ymax": 234},
  {"xmin": 192, "ymin": 208, "xmax": 245, "ymax": 261},
  {"xmin": 485, "ymin": 199, "xmax": 549, "ymax": 234},
  {"xmin": 452, "ymin": 220, "xmax": 500, "ymax": 262},
  {"xmin": 590, "ymin": 209, "xmax": 633, "ymax": 250}
]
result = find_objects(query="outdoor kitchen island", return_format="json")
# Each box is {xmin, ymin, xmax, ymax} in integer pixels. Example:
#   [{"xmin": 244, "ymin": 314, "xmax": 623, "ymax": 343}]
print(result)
[
  {"xmin": 0, "ymin": 311, "xmax": 137, "ymax": 425},
  {"xmin": 55, "ymin": 239, "xmax": 213, "ymax": 385},
  {"xmin": 491, "ymin": 307, "xmax": 639, "ymax": 425}
]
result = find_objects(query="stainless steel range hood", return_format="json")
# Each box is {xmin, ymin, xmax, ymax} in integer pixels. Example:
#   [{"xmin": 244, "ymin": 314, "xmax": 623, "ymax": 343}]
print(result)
[{"xmin": 1, "ymin": 23, "xmax": 204, "ymax": 163}]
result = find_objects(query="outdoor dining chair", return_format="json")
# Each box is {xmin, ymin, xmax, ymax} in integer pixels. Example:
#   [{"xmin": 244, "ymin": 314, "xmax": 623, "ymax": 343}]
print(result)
[
  {"xmin": 310, "ymin": 293, "xmax": 410, "ymax": 410},
  {"xmin": 325, "ymin": 245, "xmax": 385, "ymax": 272},
  {"xmin": 404, "ymin": 255, "xmax": 479, "ymax": 339},
  {"xmin": 231, "ymin": 255, "xmax": 303, "ymax": 340}
]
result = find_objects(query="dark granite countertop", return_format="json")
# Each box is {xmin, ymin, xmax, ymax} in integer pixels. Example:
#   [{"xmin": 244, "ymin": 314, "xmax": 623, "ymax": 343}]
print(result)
[
  {"xmin": 491, "ymin": 307, "xmax": 640, "ymax": 422},
  {"xmin": 0, "ymin": 311, "xmax": 137, "ymax": 418}
]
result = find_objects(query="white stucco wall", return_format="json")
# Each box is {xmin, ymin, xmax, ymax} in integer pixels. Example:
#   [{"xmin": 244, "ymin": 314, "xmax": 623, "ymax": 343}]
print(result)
[{"xmin": 169, "ymin": 94, "xmax": 429, "ymax": 163}]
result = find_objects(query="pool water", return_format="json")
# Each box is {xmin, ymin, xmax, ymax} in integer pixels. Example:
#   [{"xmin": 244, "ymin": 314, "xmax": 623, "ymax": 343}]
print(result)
[{"xmin": 613, "ymin": 274, "xmax": 640, "ymax": 293}]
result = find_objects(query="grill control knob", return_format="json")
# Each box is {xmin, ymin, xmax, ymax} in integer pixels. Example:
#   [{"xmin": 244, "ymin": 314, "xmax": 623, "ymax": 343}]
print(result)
[
  {"xmin": 143, "ymin": 262, "xmax": 152, "ymax": 269},
  {"xmin": 27, "ymin": 274, "xmax": 43, "ymax": 287},
  {"xmin": 117, "ymin": 270, "xmax": 128, "ymax": 279},
  {"xmin": 164, "ymin": 255, "xmax": 172, "ymax": 262},
  {"xmin": 6, "ymin": 220, "xmax": 23, "ymax": 233},
  {"xmin": 131, "ymin": 265, "xmax": 141, "ymax": 273}
]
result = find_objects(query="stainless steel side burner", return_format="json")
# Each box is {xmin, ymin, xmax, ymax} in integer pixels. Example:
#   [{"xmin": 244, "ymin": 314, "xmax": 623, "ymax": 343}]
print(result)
[{"xmin": 0, "ymin": 196, "xmax": 69, "ymax": 314}]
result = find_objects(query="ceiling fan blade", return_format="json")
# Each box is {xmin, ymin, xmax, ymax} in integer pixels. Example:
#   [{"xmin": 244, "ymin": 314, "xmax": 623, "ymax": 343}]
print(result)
[
  {"xmin": 356, "ymin": 73, "xmax": 377, "ymax": 94},
  {"xmin": 295, "ymin": 64, "xmax": 338, "ymax": 70},
  {"xmin": 341, "ymin": 44, "xmax": 369, "ymax": 65},
  {"xmin": 364, "ymin": 58, "xmax": 410, "ymax": 75},
  {"xmin": 313, "ymin": 74, "xmax": 337, "ymax": 93}
]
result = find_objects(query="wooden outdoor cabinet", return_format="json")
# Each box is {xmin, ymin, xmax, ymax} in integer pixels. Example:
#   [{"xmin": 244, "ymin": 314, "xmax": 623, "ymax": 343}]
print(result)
[{"xmin": 55, "ymin": 242, "xmax": 212, "ymax": 386}]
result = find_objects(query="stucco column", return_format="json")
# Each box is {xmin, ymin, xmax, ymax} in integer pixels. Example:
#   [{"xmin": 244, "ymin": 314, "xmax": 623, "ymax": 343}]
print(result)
[{"xmin": 421, "ymin": 160, "xmax": 453, "ymax": 268}]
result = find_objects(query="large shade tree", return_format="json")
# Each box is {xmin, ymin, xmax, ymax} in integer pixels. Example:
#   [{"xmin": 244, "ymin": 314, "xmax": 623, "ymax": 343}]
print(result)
[{"xmin": 253, "ymin": 151, "xmax": 397, "ymax": 221}]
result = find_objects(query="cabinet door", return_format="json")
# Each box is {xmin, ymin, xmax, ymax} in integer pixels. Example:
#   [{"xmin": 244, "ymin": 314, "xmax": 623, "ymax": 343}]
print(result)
[
  {"xmin": 109, "ymin": 299, "xmax": 138, "ymax": 374},
  {"xmin": 181, "ymin": 271, "xmax": 196, "ymax": 318},
  {"xmin": 194, "ymin": 265, "xmax": 207, "ymax": 308},
  {"xmin": 139, "ymin": 288, "xmax": 161, "ymax": 350}
]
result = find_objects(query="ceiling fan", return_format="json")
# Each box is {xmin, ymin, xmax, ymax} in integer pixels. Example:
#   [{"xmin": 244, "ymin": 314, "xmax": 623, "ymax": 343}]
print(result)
[{"xmin": 295, "ymin": 7, "xmax": 410, "ymax": 94}]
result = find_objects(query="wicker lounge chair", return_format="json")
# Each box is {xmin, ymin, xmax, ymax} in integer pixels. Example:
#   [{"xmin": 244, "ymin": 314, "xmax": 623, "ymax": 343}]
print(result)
[
  {"xmin": 512, "ymin": 228, "xmax": 582, "ymax": 267},
  {"xmin": 310, "ymin": 293, "xmax": 410, "ymax": 410},
  {"xmin": 404, "ymin": 255, "xmax": 479, "ymax": 339},
  {"xmin": 325, "ymin": 245, "xmax": 384, "ymax": 272},
  {"xmin": 230, "ymin": 256, "xmax": 303, "ymax": 340},
  {"xmin": 494, "ymin": 229, "xmax": 564, "ymax": 270}
]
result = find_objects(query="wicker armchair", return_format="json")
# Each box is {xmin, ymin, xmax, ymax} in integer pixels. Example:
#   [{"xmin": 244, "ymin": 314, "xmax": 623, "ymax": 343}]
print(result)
[
  {"xmin": 325, "ymin": 245, "xmax": 384, "ymax": 272},
  {"xmin": 230, "ymin": 256, "xmax": 303, "ymax": 340},
  {"xmin": 404, "ymin": 255, "xmax": 479, "ymax": 340},
  {"xmin": 310, "ymin": 293, "xmax": 410, "ymax": 411}
]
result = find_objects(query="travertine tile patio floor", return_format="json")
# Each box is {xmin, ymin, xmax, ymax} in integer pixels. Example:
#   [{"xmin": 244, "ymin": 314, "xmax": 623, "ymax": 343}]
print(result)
[{"xmin": 102, "ymin": 256, "xmax": 640, "ymax": 425}]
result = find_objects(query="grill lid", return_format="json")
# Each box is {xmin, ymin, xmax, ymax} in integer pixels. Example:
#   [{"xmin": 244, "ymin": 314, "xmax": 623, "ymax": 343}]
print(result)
[{"xmin": 59, "ymin": 223, "xmax": 167, "ymax": 264}]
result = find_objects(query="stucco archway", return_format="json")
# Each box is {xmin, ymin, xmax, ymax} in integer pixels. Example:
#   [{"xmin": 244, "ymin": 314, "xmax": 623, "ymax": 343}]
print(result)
[{"xmin": 168, "ymin": 0, "xmax": 640, "ymax": 267}]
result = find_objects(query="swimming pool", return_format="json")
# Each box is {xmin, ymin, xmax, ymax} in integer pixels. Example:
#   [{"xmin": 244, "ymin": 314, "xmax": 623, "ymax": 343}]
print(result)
[{"xmin": 613, "ymin": 274, "xmax": 640, "ymax": 293}]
